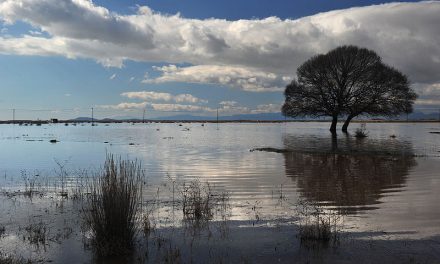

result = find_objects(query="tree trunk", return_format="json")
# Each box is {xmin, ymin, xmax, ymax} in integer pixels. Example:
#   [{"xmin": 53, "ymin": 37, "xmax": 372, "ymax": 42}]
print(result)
[
  {"xmin": 330, "ymin": 115, "xmax": 338, "ymax": 134},
  {"xmin": 331, "ymin": 133, "xmax": 338, "ymax": 151},
  {"xmin": 342, "ymin": 115, "xmax": 354, "ymax": 133}
]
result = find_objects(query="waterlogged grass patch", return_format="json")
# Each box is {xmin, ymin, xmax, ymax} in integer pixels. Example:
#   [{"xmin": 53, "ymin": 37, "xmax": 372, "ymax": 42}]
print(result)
[
  {"xmin": 296, "ymin": 199, "xmax": 343, "ymax": 247},
  {"xmin": 354, "ymin": 124, "xmax": 369, "ymax": 139},
  {"xmin": 83, "ymin": 155, "xmax": 143, "ymax": 256},
  {"xmin": 181, "ymin": 180, "xmax": 230, "ymax": 224}
]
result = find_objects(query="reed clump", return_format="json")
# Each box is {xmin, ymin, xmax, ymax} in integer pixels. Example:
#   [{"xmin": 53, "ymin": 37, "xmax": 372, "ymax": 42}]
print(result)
[
  {"xmin": 354, "ymin": 123, "xmax": 368, "ymax": 138},
  {"xmin": 0, "ymin": 253, "xmax": 32, "ymax": 264},
  {"xmin": 84, "ymin": 155, "xmax": 143, "ymax": 256},
  {"xmin": 181, "ymin": 180, "xmax": 214, "ymax": 222},
  {"xmin": 23, "ymin": 221, "xmax": 48, "ymax": 248},
  {"xmin": 296, "ymin": 199, "xmax": 342, "ymax": 246}
]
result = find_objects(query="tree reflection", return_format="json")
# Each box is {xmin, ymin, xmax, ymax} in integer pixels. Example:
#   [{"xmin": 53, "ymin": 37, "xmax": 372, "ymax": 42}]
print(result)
[{"xmin": 283, "ymin": 135, "xmax": 416, "ymax": 213}]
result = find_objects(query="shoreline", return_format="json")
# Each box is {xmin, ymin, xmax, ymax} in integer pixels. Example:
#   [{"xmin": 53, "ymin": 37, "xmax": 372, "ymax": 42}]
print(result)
[{"xmin": 0, "ymin": 119, "xmax": 439, "ymax": 124}]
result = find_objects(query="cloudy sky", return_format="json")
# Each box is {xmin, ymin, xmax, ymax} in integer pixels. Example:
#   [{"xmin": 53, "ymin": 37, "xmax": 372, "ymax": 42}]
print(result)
[{"xmin": 0, "ymin": 0, "xmax": 439, "ymax": 120}]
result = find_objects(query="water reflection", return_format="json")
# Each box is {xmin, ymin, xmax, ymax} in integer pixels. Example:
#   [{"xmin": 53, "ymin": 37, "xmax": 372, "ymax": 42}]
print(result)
[{"xmin": 283, "ymin": 135, "xmax": 416, "ymax": 213}]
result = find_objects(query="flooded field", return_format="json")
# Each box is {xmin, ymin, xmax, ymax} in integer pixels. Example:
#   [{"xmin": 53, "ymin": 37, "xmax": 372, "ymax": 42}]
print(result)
[{"xmin": 1, "ymin": 122, "xmax": 440, "ymax": 263}]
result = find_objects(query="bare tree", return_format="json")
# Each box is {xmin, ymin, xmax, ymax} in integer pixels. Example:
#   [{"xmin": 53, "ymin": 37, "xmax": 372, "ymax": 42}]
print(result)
[{"xmin": 282, "ymin": 46, "xmax": 417, "ymax": 133}]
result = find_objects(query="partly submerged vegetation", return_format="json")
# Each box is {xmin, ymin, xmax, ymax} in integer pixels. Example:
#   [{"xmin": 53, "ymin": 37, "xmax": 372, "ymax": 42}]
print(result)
[
  {"xmin": 354, "ymin": 123, "xmax": 369, "ymax": 138},
  {"xmin": 83, "ymin": 156, "xmax": 143, "ymax": 256},
  {"xmin": 296, "ymin": 199, "xmax": 342, "ymax": 247},
  {"xmin": 1, "ymin": 122, "xmax": 439, "ymax": 263}
]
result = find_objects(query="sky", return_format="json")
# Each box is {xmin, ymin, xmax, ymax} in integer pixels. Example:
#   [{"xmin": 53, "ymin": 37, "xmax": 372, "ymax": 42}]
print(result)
[{"xmin": 0, "ymin": 0, "xmax": 439, "ymax": 120}]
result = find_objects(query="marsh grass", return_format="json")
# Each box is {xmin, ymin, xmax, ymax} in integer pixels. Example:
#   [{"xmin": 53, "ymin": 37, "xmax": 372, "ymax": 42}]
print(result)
[
  {"xmin": 354, "ymin": 123, "xmax": 368, "ymax": 138},
  {"xmin": 23, "ymin": 221, "xmax": 48, "ymax": 249},
  {"xmin": 296, "ymin": 199, "xmax": 342, "ymax": 246},
  {"xmin": 142, "ymin": 213, "xmax": 152, "ymax": 237},
  {"xmin": 21, "ymin": 171, "xmax": 37, "ymax": 199},
  {"xmin": 181, "ymin": 180, "xmax": 214, "ymax": 222},
  {"xmin": 0, "ymin": 253, "xmax": 32, "ymax": 264},
  {"xmin": 162, "ymin": 244, "xmax": 181, "ymax": 264},
  {"xmin": 84, "ymin": 155, "xmax": 143, "ymax": 256},
  {"xmin": 181, "ymin": 180, "xmax": 229, "ymax": 223}
]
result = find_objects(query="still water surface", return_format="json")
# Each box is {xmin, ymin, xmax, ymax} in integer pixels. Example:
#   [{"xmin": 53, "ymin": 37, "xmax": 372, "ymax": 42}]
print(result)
[{"xmin": 1, "ymin": 122, "xmax": 439, "ymax": 237}]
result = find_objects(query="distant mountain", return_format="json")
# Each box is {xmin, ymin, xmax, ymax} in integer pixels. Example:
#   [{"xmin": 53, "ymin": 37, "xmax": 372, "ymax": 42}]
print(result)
[
  {"xmin": 70, "ymin": 117, "xmax": 96, "ymax": 121},
  {"xmin": 69, "ymin": 111, "xmax": 439, "ymax": 122},
  {"xmin": 148, "ymin": 112, "xmax": 293, "ymax": 121},
  {"xmin": 220, "ymin": 112, "xmax": 292, "ymax": 121}
]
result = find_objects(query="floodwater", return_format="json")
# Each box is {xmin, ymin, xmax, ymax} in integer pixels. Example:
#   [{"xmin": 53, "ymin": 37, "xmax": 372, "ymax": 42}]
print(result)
[{"xmin": 0, "ymin": 122, "xmax": 440, "ymax": 263}]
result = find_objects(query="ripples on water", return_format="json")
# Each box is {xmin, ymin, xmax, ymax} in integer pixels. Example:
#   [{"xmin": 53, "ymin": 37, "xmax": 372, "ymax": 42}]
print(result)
[{"xmin": 0, "ymin": 122, "xmax": 439, "ymax": 235}]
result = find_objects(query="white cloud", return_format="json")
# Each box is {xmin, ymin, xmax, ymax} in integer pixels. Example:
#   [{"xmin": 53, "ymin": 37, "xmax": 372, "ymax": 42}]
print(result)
[
  {"xmin": 413, "ymin": 82, "xmax": 440, "ymax": 107},
  {"xmin": 150, "ymin": 103, "xmax": 212, "ymax": 112},
  {"xmin": 28, "ymin": 30, "xmax": 42, "ymax": 35},
  {"xmin": 0, "ymin": 0, "xmax": 438, "ymax": 85},
  {"xmin": 129, "ymin": 76, "xmax": 135, "ymax": 82},
  {"xmin": 121, "ymin": 91, "xmax": 208, "ymax": 103},
  {"xmin": 416, "ymin": 99, "xmax": 440, "ymax": 106},
  {"xmin": 97, "ymin": 101, "xmax": 280, "ymax": 115},
  {"xmin": 251, "ymin": 103, "xmax": 281, "ymax": 114},
  {"xmin": 144, "ymin": 65, "xmax": 287, "ymax": 92},
  {"xmin": 174, "ymin": 94, "xmax": 207, "ymax": 103},
  {"xmin": 109, "ymin": 73, "xmax": 116, "ymax": 80},
  {"xmin": 99, "ymin": 102, "xmax": 147, "ymax": 110},
  {"xmin": 219, "ymin": 101, "xmax": 238, "ymax": 107}
]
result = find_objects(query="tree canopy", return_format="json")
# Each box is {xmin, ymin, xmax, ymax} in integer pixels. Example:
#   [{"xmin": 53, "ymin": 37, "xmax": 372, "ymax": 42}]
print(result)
[{"xmin": 282, "ymin": 45, "xmax": 417, "ymax": 132}]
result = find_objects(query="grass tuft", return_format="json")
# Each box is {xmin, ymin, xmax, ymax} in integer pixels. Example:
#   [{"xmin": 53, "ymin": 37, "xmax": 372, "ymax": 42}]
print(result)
[
  {"xmin": 296, "ymin": 199, "xmax": 342, "ymax": 246},
  {"xmin": 0, "ymin": 253, "xmax": 33, "ymax": 264},
  {"xmin": 22, "ymin": 221, "xmax": 48, "ymax": 249},
  {"xmin": 181, "ymin": 180, "xmax": 214, "ymax": 222},
  {"xmin": 84, "ymin": 155, "xmax": 143, "ymax": 256},
  {"xmin": 354, "ymin": 123, "xmax": 368, "ymax": 138}
]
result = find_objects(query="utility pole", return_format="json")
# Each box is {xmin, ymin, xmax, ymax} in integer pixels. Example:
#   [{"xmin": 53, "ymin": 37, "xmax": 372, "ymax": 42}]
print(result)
[
  {"xmin": 91, "ymin": 107, "xmax": 94, "ymax": 126},
  {"xmin": 216, "ymin": 107, "xmax": 219, "ymax": 130},
  {"xmin": 12, "ymin": 109, "xmax": 15, "ymax": 124},
  {"xmin": 142, "ymin": 108, "xmax": 146, "ymax": 123}
]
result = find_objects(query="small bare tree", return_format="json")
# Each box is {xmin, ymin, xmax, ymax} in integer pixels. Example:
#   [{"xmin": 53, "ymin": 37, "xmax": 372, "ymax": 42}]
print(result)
[{"xmin": 282, "ymin": 45, "xmax": 417, "ymax": 133}]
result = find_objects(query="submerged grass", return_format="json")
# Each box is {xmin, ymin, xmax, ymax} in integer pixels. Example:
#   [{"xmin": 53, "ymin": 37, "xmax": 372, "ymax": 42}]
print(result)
[
  {"xmin": 0, "ymin": 253, "xmax": 32, "ymax": 264},
  {"xmin": 181, "ymin": 180, "xmax": 214, "ymax": 222},
  {"xmin": 23, "ymin": 221, "xmax": 48, "ymax": 248},
  {"xmin": 296, "ymin": 199, "xmax": 342, "ymax": 247},
  {"xmin": 354, "ymin": 123, "xmax": 368, "ymax": 139},
  {"xmin": 84, "ymin": 155, "xmax": 143, "ymax": 256}
]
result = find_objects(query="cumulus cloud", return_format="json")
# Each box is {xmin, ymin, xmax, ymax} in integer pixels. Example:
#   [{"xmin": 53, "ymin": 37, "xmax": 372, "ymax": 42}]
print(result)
[
  {"xmin": 219, "ymin": 101, "xmax": 238, "ymax": 107},
  {"xmin": 150, "ymin": 103, "xmax": 212, "ymax": 112},
  {"xmin": 251, "ymin": 104, "xmax": 281, "ymax": 114},
  {"xmin": 0, "ymin": 0, "xmax": 154, "ymax": 48},
  {"xmin": 98, "ymin": 100, "xmax": 281, "ymax": 115},
  {"xmin": 144, "ymin": 65, "xmax": 287, "ymax": 92},
  {"xmin": 0, "ymin": 0, "xmax": 438, "ymax": 85},
  {"xmin": 99, "ymin": 102, "xmax": 147, "ymax": 110},
  {"xmin": 416, "ymin": 99, "xmax": 440, "ymax": 106},
  {"xmin": 121, "ymin": 91, "xmax": 208, "ymax": 103},
  {"xmin": 413, "ymin": 82, "xmax": 440, "ymax": 108}
]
